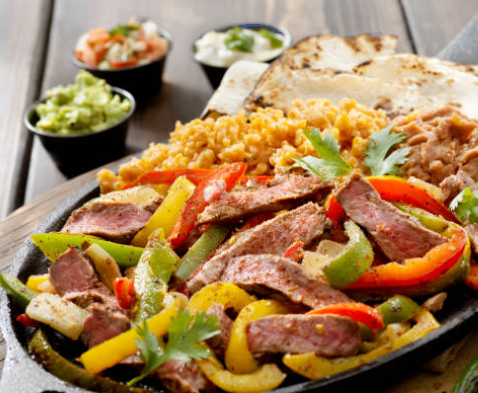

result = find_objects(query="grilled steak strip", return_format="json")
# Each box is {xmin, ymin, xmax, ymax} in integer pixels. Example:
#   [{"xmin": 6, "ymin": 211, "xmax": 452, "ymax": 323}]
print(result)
[
  {"xmin": 335, "ymin": 173, "xmax": 446, "ymax": 262},
  {"xmin": 186, "ymin": 202, "xmax": 326, "ymax": 293},
  {"xmin": 221, "ymin": 254, "xmax": 351, "ymax": 309},
  {"xmin": 198, "ymin": 175, "xmax": 328, "ymax": 224},
  {"xmin": 206, "ymin": 303, "xmax": 233, "ymax": 355},
  {"xmin": 440, "ymin": 170, "xmax": 477, "ymax": 205},
  {"xmin": 62, "ymin": 201, "xmax": 153, "ymax": 243},
  {"xmin": 49, "ymin": 246, "xmax": 111, "ymax": 296},
  {"xmin": 155, "ymin": 359, "xmax": 215, "ymax": 393},
  {"xmin": 247, "ymin": 314, "xmax": 361, "ymax": 357},
  {"xmin": 81, "ymin": 303, "xmax": 130, "ymax": 348}
]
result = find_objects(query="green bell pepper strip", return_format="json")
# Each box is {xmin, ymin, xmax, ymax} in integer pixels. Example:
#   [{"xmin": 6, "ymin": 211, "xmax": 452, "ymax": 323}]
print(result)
[
  {"xmin": 323, "ymin": 220, "xmax": 374, "ymax": 288},
  {"xmin": 376, "ymin": 295, "xmax": 420, "ymax": 325},
  {"xmin": 174, "ymin": 225, "xmax": 229, "ymax": 284},
  {"xmin": 132, "ymin": 229, "xmax": 180, "ymax": 325},
  {"xmin": 394, "ymin": 204, "xmax": 449, "ymax": 233},
  {"xmin": 29, "ymin": 329, "xmax": 147, "ymax": 393},
  {"xmin": 0, "ymin": 273, "xmax": 36, "ymax": 307},
  {"xmin": 31, "ymin": 232, "xmax": 143, "ymax": 267},
  {"xmin": 453, "ymin": 353, "xmax": 478, "ymax": 393}
]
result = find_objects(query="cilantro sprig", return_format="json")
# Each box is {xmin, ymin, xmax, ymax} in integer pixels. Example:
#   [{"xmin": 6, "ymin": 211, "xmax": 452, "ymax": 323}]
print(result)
[
  {"xmin": 450, "ymin": 186, "xmax": 478, "ymax": 224},
  {"xmin": 292, "ymin": 127, "xmax": 352, "ymax": 182},
  {"xmin": 364, "ymin": 125, "xmax": 410, "ymax": 176},
  {"xmin": 128, "ymin": 310, "xmax": 220, "ymax": 386},
  {"xmin": 110, "ymin": 24, "xmax": 141, "ymax": 37}
]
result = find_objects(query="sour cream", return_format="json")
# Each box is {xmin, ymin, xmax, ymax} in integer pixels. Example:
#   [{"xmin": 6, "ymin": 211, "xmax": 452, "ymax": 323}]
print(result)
[{"xmin": 194, "ymin": 28, "xmax": 286, "ymax": 67}]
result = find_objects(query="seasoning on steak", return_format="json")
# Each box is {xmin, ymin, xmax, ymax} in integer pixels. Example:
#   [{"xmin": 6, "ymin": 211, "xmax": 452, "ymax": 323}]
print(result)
[
  {"xmin": 335, "ymin": 173, "xmax": 446, "ymax": 262},
  {"xmin": 155, "ymin": 359, "xmax": 215, "ymax": 393},
  {"xmin": 397, "ymin": 106, "xmax": 478, "ymax": 185},
  {"xmin": 206, "ymin": 303, "xmax": 233, "ymax": 355},
  {"xmin": 247, "ymin": 314, "xmax": 361, "ymax": 357},
  {"xmin": 64, "ymin": 290, "xmax": 120, "ymax": 310},
  {"xmin": 197, "ymin": 175, "xmax": 328, "ymax": 224},
  {"xmin": 81, "ymin": 303, "xmax": 130, "ymax": 348},
  {"xmin": 62, "ymin": 201, "xmax": 153, "ymax": 243},
  {"xmin": 186, "ymin": 202, "xmax": 327, "ymax": 293},
  {"xmin": 440, "ymin": 170, "xmax": 477, "ymax": 205},
  {"xmin": 221, "ymin": 254, "xmax": 351, "ymax": 309},
  {"xmin": 49, "ymin": 246, "xmax": 110, "ymax": 296}
]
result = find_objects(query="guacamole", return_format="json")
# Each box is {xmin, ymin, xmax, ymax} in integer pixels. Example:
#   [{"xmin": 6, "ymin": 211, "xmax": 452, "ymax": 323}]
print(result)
[{"xmin": 35, "ymin": 70, "xmax": 132, "ymax": 135}]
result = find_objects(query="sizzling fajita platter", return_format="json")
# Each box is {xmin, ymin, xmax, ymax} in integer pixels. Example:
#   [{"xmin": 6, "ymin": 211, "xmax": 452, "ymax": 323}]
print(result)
[{"xmin": 2, "ymin": 32, "xmax": 478, "ymax": 393}]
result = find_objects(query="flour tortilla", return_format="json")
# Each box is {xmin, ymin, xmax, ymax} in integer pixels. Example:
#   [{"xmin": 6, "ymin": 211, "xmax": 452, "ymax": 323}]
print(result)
[
  {"xmin": 201, "ymin": 60, "xmax": 268, "ymax": 118},
  {"xmin": 354, "ymin": 54, "xmax": 478, "ymax": 119}
]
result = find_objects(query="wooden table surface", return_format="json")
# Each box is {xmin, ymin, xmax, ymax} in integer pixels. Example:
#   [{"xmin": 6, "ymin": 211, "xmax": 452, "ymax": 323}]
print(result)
[{"xmin": 1, "ymin": 0, "xmax": 478, "ymax": 391}]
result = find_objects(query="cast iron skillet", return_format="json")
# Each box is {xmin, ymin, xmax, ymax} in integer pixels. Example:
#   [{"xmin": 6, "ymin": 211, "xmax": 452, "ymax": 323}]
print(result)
[{"xmin": 3, "ymin": 13, "xmax": 478, "ymax": 393}]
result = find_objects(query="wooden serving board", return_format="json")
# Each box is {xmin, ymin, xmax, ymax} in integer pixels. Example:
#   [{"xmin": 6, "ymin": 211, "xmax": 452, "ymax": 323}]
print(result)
[{"xmin": 0, "ymin": 158, "xmax": 477, "ymax": 392}]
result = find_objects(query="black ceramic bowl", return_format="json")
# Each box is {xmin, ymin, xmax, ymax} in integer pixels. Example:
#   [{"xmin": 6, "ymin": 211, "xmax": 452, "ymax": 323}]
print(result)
[
  {"xmin": 192, "ymin": 23, "xmax": 292, "ymax": 89},
  {"xmin": 72, "ymin": 29, "xmax": 172, "ymax": 98},
  {"xmin": 24, "ymin": 87, "xmax": 136, "ymax": 178}
]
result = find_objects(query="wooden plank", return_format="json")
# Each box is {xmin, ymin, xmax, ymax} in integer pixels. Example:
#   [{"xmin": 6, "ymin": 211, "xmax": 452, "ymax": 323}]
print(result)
[
  {"xmin": 402, "ymin": 0, "xmax": 478, "ymax": 56},
  {"xmin": 0, "ymin": 0, "xmax": 53, "ymax": 219},
  {"xmin": 24, "ymin": 0, "xmax": 412, "ymax": 203}
]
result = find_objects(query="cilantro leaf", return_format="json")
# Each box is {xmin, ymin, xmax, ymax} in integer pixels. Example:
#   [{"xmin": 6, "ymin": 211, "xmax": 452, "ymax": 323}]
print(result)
[
  {"xmin": 128, "ymin": 310, "xmax": 220, "ymax": 386},
  {"xmin": 259, "ymin": 28, "xmax": 283, "ymax": 48},
  {"xmin": 225, "ymin": 27, "xmax": 254, "ymax": 52},
  {"xmin": 109, "ymin": 24, "xmax": 141, "ymax": 37},
  {"xmin": 364, "ymin": 125, "xmax": 410, "ymax": 176},
  {"xmin": 292, "ymin": 128, "xmax": 352, "ymax": 182},
  {"xmin": 450, "ymin": 186, "xmax": 478, "ymax": 224}
]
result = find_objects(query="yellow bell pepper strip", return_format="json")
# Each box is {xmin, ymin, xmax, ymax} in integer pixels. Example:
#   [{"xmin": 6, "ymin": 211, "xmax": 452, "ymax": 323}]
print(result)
[
  {"xmin": 31, "ymin": 232, "xmax": 143, "ymax": 267},
  {"xmin": 283, "ymin": 309, "xmax": 439, "ymax": 380},
  {"xmin": 307, "ymin": 302, "xmax": 384, "ymax": 333},
  {"xmin": 0, "ymin": 272, "xmax": 37, "ymax": 307},
  {"xmin": 322, "ymin": 220, "xmax": 374, "ymax": 288},
  {"xmin": 132, "ymin": 229, "xmax": 180, "ymax": 324},
  {"xmin": 225, "ymin": 300, "xmax": 291, "ymax": 374},
  {"xmin": 132, "ymin": 176, "xmax": 196, "ymax": 247},
  {"xmin": 345, "ymin": 224, "xmax": 467, "ymax": 290},
  {"xmin": 175, "ymin": 224, "xmax": 230, "ymax": 284},
  {"xmin": 187, "ymin": 282, "xmax": 256, "ymax": 314},
  {"xmin": 326, "ymin": 176, "xmax": 457, "ymax": 223},
  {"xmin": 30, "ymin": 329, "xmax": 148, "ymax": 393},
  {"xmin": 80, "ymin": 294, "xmax": 180, "ymax": 374},
  {"xmin": 197, "ymin": 352, "xmax": 286, "ymax": 393},
  {"xmin": 26, "ymin": 274, "xmax": 49, "ymax": 292},
  {"xmin": 168, "ymin": 163, "xmax": 247, "ymax": 249}
]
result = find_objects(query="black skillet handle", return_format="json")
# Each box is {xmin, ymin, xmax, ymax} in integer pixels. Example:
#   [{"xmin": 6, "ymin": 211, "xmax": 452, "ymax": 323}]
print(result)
[{"xmin": 437, "ymin": 12, "xmax": 478, "ymax": 63}]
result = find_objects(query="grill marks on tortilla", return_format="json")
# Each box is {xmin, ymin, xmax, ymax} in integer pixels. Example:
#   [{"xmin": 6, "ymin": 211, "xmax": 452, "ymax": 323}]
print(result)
[
  {"xmin": 335, "ymin": 173, "xmax": 446, "ymax": 262},
  {"xmin": 198, "ymin": 175, "xmax": 329, "ymax": 224},
  {"xmin": 186, "ymin": 202, "xmax": 327, "ymax": 293}
]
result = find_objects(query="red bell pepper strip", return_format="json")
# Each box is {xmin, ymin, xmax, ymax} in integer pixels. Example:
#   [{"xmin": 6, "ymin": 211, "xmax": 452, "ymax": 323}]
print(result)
[
  {"xmin": 326, "ymin": 176, "xmax": 457, "ymax": 223},
  {"xmin": 283, "ymin": 239, "xmax": 305, "ymax": 262},
  {"xmin": 17, "ymin": 314, "xmax": 40, "ymax": 328},
  {"xmin": 168, "ymin": 163, "xmax": 247, "ymax": 249},
  {"xmin": 307, "ymin": 302, "xmax": 384, "ymax": 333},
  {"xmin": 113, "ymin": 277, "xmax": 135, "ymax": 309},
  {"xmin": 465, "ymin": 263, "xmax": 478, "ymax": 290},
  {"xmin": 123, "ymin": 168, "xmax": 272, "ymax": 190},
  {"xmin": 345, "ymin": 225, "xmax": 467, "ymax": 289}
]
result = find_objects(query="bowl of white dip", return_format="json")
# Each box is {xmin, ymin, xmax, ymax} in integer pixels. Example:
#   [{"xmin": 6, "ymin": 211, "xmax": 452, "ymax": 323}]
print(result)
[{"xmin": 192, "ymin": 23, "xmax": 291, "ymax": 88}]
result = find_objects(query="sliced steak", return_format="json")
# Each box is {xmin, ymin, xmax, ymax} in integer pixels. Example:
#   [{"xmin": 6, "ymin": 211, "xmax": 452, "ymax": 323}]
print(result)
[
  {"xmin": 64, "ymin": 290, "xmax": 123, "ymax": 313},
  {"xmin": 62, "ymin": 201, "xmax": 153, "ymax": 243},
  {"xmin": 49, "ymin": 246, "xmax": 110, "ymax": 296},
  {"xmin": 186, "ymin": 202, "xmax": 326, "ymax": 293},
  {"xmin": 440, "ymin": 170, "xmax": 477, "ymax": 205},
  {"xmin": 155, "ymin": 359, "xmax": 215, "ymax": 393},
  {"xmin": 81, "ymin": 303, "xmax": 130, "ymax": 348},
  {"xmin": 198, "ymin": 175, "xmax": 328, "ymax": 224},
  {"xmin": 206, "ymin": 303, "xmax": 233, "ymax": 354},
  {"xmin": 221, "ymin": 254, "xmax": 351, "ymax": 309},
  {"xmin": 247, "ymin": 314, "xmax": 361, "ymax": 357},
  {"xmin": 335, "ymin": 173, "xmax": 446, "ymax": 262}
]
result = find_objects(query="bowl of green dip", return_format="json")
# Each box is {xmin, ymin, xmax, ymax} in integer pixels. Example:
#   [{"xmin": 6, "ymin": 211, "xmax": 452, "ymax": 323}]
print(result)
[{"xmin": 24, "ymin": 70, "xmax": 135, "ymax": 177}]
